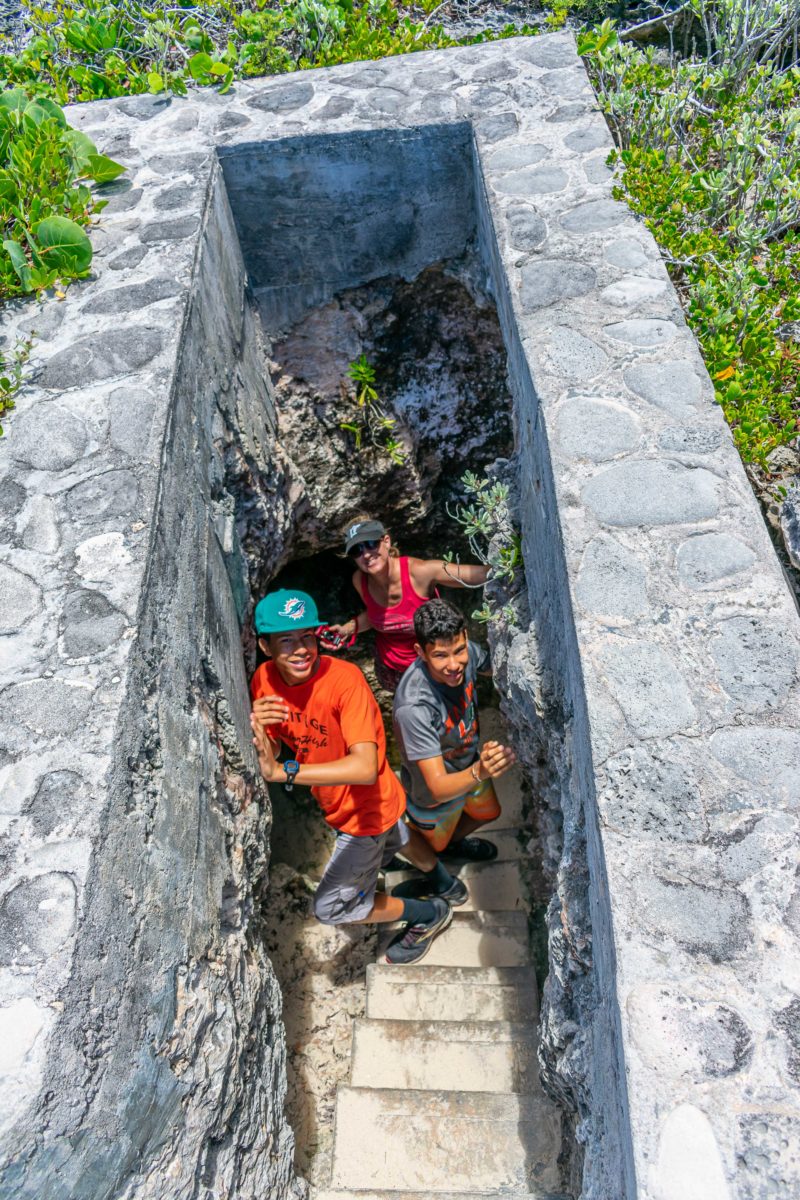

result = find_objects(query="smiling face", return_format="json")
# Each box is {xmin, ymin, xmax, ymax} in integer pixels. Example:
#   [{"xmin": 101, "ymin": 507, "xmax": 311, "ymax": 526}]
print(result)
[
  {"xmin": 261, "ymin": 628, "xmax": 320, "ymax": 685},
  {"xmin": 351, "ymin": 534, "xmax": 392, "ymax": 575},
  {"xmin": 416, "ymin": 630, "xmax": 470, "ymax": 688}
]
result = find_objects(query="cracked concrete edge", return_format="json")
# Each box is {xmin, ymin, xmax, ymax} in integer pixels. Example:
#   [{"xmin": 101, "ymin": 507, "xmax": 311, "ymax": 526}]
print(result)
[{"xmin": 0, "ymin": 28, "xmax": 796, "ymax": 1200}]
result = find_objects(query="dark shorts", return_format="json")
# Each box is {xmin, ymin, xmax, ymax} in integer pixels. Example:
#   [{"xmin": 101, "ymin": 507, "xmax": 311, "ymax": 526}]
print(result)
[
  {"xmin": 374, "ymin": 657, "xmax": 406, "ymax": 694},
  {"xmin": 313, "ymin": 818, "xmax": 411, "ymax": 925}
]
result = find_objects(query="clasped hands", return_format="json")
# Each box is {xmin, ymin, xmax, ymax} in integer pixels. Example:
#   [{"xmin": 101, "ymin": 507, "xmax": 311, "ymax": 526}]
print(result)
[{"xmin": 474, "ymin": 739, "xmax": 517, "ymax": 781}]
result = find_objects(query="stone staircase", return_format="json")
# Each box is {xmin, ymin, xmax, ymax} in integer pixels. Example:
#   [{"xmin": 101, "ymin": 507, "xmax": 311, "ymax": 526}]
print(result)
[{"xmin": 317, "ymin": 712, "xmax": 569, "ymax": 1200}]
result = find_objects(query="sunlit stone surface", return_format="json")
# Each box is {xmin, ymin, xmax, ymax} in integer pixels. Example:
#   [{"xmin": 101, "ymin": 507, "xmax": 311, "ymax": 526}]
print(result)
[{"xmin": 1, "ymin": 28, "xmax": 798, "ymax": 1200}]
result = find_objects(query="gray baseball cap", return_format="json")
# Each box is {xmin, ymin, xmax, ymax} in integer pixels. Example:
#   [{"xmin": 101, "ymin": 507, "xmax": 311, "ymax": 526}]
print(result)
[{"xmin": 344, "ymin": 519, "xmax": 386, "ymax": 553}]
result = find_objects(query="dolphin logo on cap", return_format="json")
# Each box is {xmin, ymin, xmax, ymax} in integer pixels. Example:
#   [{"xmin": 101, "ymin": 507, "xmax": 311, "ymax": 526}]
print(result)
[{"xmin": 279, "ymin": 596, "xmax": 306, "ymax": 621}]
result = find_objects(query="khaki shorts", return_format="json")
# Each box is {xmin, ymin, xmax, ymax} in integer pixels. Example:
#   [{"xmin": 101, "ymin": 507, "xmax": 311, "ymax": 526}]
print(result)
[
  {"xmin": 405, "ymin": 777, "xmax": 501, "ymax": 853},
  {"xmin": 313, "ymin": 818, "xmax": 410, "ymax": 925}
]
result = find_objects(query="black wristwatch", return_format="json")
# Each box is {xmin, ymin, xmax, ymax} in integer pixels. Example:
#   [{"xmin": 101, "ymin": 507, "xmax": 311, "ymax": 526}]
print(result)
[{"xmin": 282, "ymin": 760, "xmax": 300, "ymax": 792}]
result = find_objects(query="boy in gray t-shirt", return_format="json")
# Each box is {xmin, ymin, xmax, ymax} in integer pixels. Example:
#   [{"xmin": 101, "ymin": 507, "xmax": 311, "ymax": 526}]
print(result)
[{"xmin": 392, "ymin": 598, "xmax": 517, "ymax": 862}]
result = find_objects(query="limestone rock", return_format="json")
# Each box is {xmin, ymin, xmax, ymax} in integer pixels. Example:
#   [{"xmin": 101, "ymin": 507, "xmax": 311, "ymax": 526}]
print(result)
[
  {"xmin": 780, "ymin": 480, "xmax": 800, "ymax": 571},
  {"xmin": 0, "ymin": 874, "xmax": 76, "ymax": 967},
  {"xmin": 269, "ymin": 264, "xmax": 513, "ymax": 553},
  {"xmin": 766, "ymin": 445, "xmax": 800, "ymax": 475}
]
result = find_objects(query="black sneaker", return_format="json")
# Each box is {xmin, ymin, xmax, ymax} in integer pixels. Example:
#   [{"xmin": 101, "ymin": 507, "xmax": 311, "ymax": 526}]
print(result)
[
  {"xmin": 390, "ymin": 875, "xmax": 469, "ymax": 907},
  {"xmin": 380, "ymin": 855, "xmax": 412, "ymax": 874},
  {"xmin": 384, "ymin": 897, "xmax": 453, "ymax": 965},
  {"xmin": 440, "ymin": 836, "xmax": 498, "ymax": 862}
]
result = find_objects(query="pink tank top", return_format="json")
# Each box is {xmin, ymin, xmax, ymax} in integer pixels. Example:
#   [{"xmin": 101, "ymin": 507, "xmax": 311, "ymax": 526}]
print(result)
[{"xmin": 360, "ymin": 557, "xmax": 430, "ymax": 672}]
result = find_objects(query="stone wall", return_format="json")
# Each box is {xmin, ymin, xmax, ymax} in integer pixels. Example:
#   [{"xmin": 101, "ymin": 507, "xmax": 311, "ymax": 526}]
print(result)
[
  {"xmin": 474, "ymin": 131, "xmax": 635, "ymax": 1197},
  {"xmin": 1, "ymin": 31, "xmax": 799, "ymax": 1200},
  {"xmin": 219, "ymin": 123, "xmax": 477, "ymax": 331},
  {"xmin": 0, "ymin": 162, "xmax": 297, "ymax": 1196}
]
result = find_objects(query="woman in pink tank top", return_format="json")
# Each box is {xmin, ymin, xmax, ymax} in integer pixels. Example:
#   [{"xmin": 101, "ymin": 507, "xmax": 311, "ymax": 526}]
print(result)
[{"xmin": 328, "ymin": 517, "xmax": 489, "ymax": 692}]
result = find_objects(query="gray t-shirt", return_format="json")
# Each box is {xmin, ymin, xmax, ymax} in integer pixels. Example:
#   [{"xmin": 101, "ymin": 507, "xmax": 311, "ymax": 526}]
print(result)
[{"xmin": 392, "ymin": 641, "xmax": 490, "ymax": 809}]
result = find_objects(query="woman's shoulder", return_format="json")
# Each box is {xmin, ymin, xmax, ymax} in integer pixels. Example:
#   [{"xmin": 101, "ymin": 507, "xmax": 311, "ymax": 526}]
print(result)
[{"xmin": 407, "ymin": 556, "xmax": 441, "ymax": 584}]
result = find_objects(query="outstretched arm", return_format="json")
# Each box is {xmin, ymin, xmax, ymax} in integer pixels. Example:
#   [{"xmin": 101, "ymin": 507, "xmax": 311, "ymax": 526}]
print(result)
[{"xmin": 411, "ymin": 558, "xmax": 490, "ymax": 592}]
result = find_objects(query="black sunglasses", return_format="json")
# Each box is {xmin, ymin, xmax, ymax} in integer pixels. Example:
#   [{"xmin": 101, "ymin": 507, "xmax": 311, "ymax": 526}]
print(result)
[{"xmin": 348, "ymin": 538, "xmax": 382, "ymax": 558}]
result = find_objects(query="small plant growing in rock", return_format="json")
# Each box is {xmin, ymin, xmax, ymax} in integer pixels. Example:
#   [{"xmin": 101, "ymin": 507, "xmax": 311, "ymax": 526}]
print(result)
[
  {"xmin": 341, "ymin": 354, "xmax": 406, "ymax": 465},
  {"xmin": 0, "ymin": 335, "xmax": 32, "ymax": 434},
  {"xmin": 446, "ymin": 470, "xmax": 523, "ymax": 623}
]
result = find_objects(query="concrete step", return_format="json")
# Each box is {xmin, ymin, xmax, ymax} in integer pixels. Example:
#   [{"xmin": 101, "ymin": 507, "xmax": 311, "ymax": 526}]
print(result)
[
  {"xmin": 350, "ymin": 1018, "xmax": 539, "ymax": 1092},
  {"xmin": 386, "ymin": 859, "xmax": 524, "ymax": 913},
  {"xmin": 331, "ymin": 1087, "xmax": 562, "ymax": 1193},
  {"xmin": 366, "ymin": 963, "xmax": 538, "ymax": 1022},
  {"xmin": 378, "ymin": 910, "xmax": 530, "ymax": 969}
]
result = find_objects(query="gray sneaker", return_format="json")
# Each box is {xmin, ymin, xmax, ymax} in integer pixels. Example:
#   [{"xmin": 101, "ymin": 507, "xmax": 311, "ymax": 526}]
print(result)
[
  {"xmin": 390, "ymin": 875, "xmax": 469, "ymax": 907},
  {"xmin": 384, "ymin": 898, "xmax": 453, "ymax": 965}
]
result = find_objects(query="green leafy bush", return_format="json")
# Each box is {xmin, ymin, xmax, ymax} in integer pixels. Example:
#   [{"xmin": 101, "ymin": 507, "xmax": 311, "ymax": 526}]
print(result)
[
  {"xmin": 0, "ymin": 86, "xmax": 123, "ymax": 298},
  {"xmin": 580, "ymin": 13, "xmax": 800, "ymax": 467},
  {"xmin": 0, "ymin": 86, "xmax": 123, "ymax": 427},
  {"xmin": 0, "ymin": 0, "xmax": 460, "ymax": 101}
]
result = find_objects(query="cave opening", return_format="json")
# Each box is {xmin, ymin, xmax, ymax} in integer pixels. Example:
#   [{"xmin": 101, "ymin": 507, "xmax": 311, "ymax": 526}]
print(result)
[{"xmin": 217, "ymin": 124, "xmax": 579, "ymax": 1192}]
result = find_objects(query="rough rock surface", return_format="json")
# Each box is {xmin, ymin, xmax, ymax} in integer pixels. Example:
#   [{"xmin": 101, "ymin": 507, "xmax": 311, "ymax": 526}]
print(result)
[
  {"xmin": 0, "ymin": 152, "xmax": 299, "ymax": 1200},
  {"xmin": 270, "ymin": 264, "xmax": 513, "ymax": 551},
  {"xmin": 1, "ymin": 30, "xmax": 799, "ymax": 1200},
  {"xmin": 781, "ymin": 480, "xmax": 800, "ymax": 571},
  {"xmin": 745, "ymin": 444, "xmax": 800, "ymax": 605}
]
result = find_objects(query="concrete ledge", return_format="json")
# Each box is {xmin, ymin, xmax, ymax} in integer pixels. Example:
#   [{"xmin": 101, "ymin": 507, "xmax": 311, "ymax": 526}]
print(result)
[{"xmin": 0, "ymin": 30, "xmax": 798, "ymax": 1200}]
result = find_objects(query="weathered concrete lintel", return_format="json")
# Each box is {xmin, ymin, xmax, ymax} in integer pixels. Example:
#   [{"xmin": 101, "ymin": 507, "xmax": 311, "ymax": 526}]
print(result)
[{"xmin": 0, "ymin": 31, "xmax": 798, "ymax": 1200}]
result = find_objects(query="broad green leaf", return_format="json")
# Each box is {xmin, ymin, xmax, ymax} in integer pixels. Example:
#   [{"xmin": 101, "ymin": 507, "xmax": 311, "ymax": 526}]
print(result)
[
  {"xmin": 2, "ymin": 239, "xmax": 31, "ymax": 287},
  {"xmin": 63, "ymin": 128, "xmax": 98, "ymax": 170},
  {"xmin": 86, "ymin": 153, "xmax": 125, "ymax": 184},
  {"xmin": 0, "ymin": 90, "xmax": 27, "ymax": 114},
  {"xmin": 23, "ymin": 101, "xmax": 55, "ymax": 126},
  {"xmin": 188, "ymin": 52, "xmax": 213, "ymax": 79},
  {"xmin": 0, "ymin": 170, "xmax": 16, "ymax": 202},
  {"xmin": 184, "ymin": 25, "xmax": 209, "ymax": 51},
  {"xmin": 147, "ymin": 71, "xmax": 165, "ymax": 93},
  {"xmin": 26, "ymin": 96, "xmax": 67, "ymax": 127},
  {"xmin": 32, "ymin": 216, "xmax": 92, "ymax": 274}
]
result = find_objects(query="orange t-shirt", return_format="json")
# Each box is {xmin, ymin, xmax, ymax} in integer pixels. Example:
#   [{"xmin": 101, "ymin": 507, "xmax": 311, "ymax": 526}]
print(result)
[{"xmin": 250, "ymin": 655, "xmax": 405, "ymax": 836}]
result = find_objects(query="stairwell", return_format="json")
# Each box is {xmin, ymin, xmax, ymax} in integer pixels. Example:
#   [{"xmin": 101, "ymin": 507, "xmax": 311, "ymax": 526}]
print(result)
[{"xmin": 317, "ymin": 711, "xmax": 570, "ymax": 1200}]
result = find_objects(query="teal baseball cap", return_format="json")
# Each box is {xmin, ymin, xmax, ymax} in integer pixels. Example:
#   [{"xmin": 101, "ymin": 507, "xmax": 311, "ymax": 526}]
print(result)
[{"xmin": 254, "ymin": 589, "xmax": 320, "ymax": 635}]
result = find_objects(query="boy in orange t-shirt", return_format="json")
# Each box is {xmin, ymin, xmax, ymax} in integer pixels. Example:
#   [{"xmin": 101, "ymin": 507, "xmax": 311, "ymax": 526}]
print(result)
[{"xmin": 249, "ymin": 589, "xmax": 465, "ymax": 964}]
